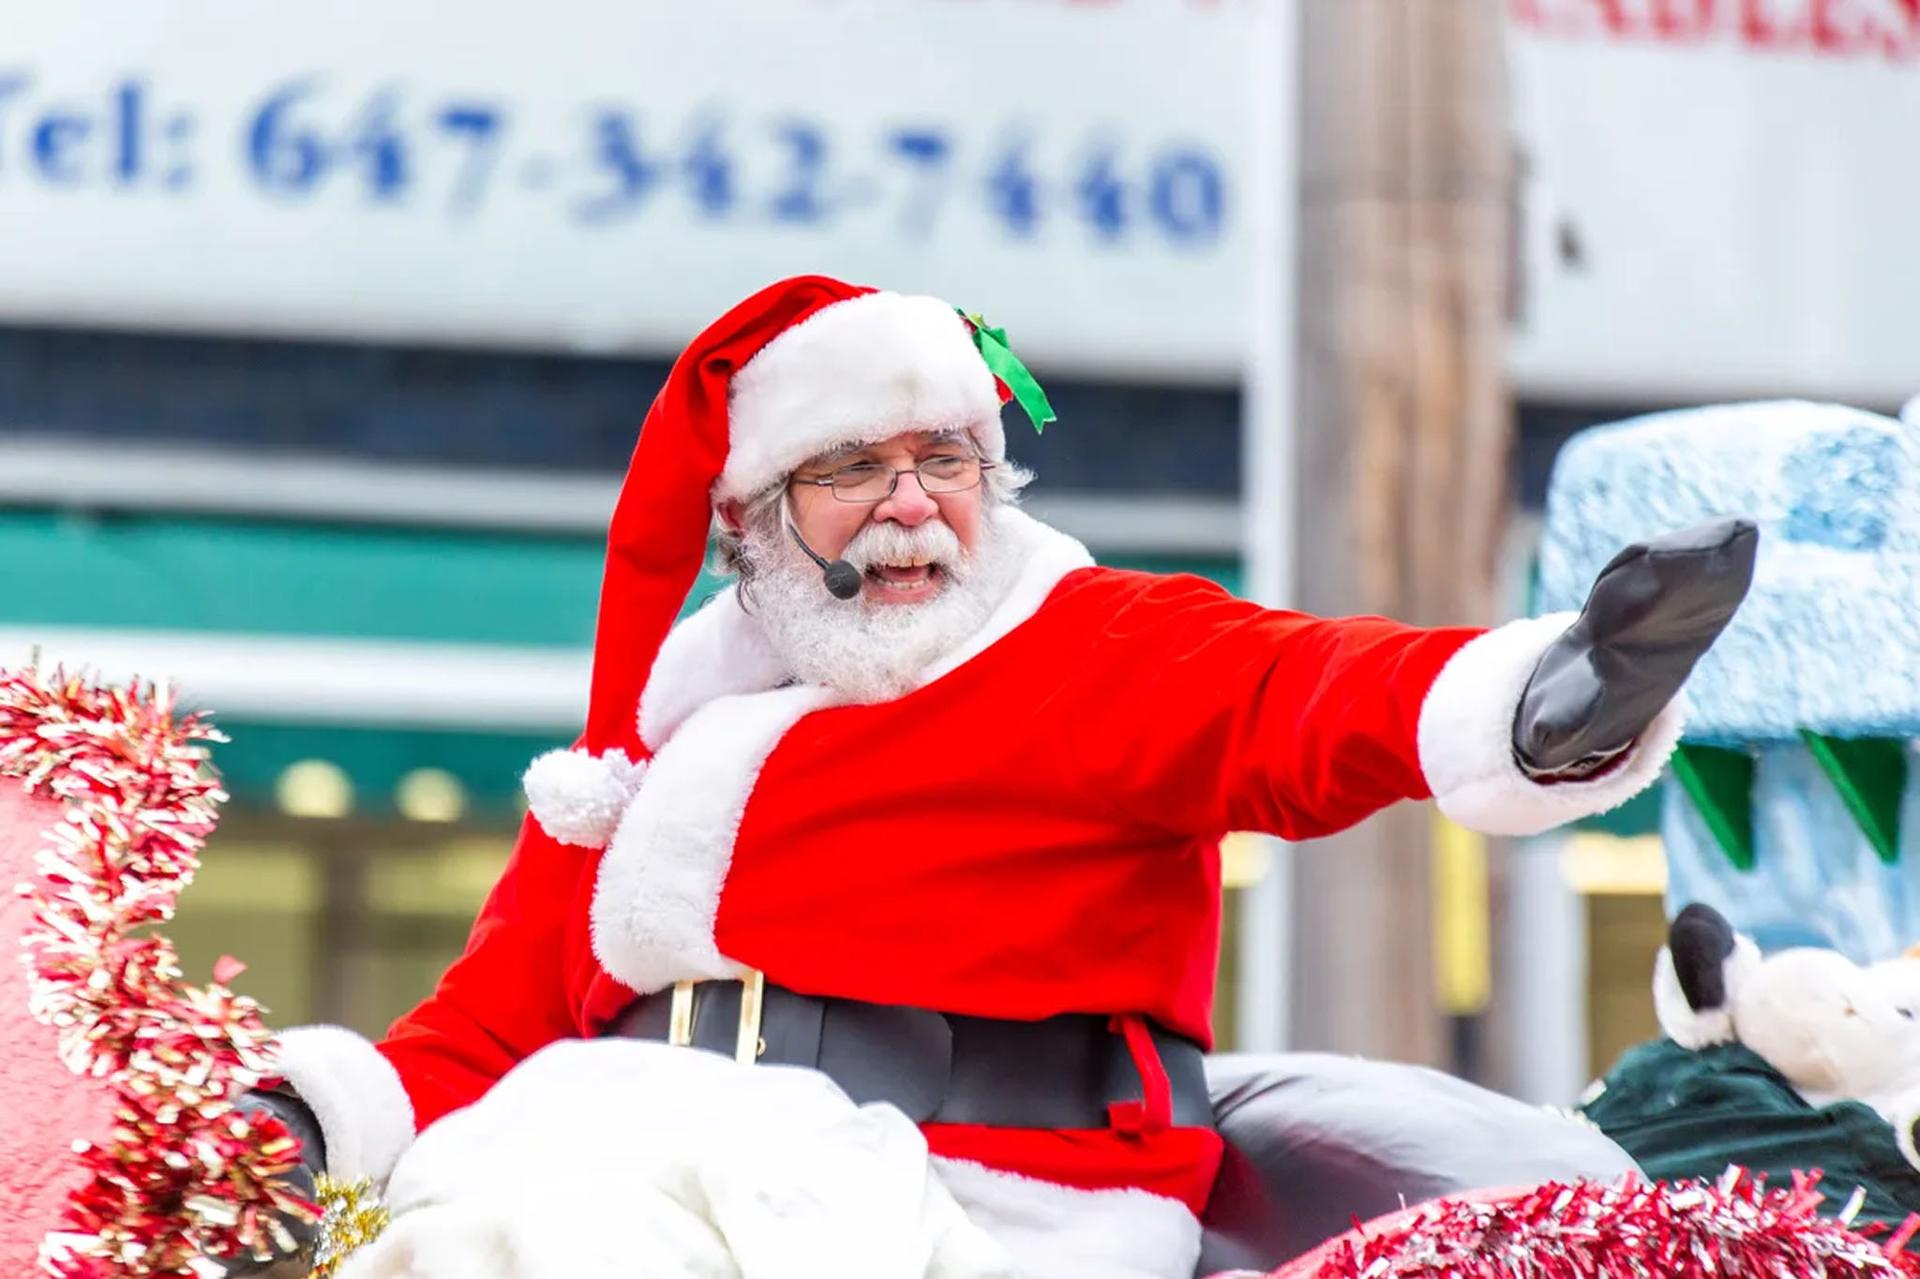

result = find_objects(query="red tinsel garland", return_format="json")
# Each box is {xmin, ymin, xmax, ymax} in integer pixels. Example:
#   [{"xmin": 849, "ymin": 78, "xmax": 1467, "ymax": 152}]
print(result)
[
  {"xmin": 1288, "ymin": 1168, "xmax": 1920, "ymax": 1279},
  {"xmin": 1, "ymin": 666, "xmax": 316, "ymax": 1277}
]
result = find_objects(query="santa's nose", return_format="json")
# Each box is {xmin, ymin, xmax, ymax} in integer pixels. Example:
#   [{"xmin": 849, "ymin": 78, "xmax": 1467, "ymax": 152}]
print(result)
[{"xmin": 872, "ymin": 471, "xmax": 938, "ymax": 526}]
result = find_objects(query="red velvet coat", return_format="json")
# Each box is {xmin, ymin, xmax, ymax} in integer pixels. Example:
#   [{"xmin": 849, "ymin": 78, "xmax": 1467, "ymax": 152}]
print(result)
[
  {"xmin": 274, "ymin": 509, "xmax": 1683, "ymax": 1268},
  {"xmin": 378, "ymin": 513, "xmax": 1480, "ymax": 1215}
]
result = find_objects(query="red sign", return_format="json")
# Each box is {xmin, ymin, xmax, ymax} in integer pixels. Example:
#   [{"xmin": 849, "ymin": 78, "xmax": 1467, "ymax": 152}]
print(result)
[{"xmin": 1511, "ymin": 0, "xmax": 1920, "ymax": 57}]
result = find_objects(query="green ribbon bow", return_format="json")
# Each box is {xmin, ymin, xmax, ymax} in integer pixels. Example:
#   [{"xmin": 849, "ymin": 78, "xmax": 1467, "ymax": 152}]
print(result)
[{"xmin": 960, "ymin": 310, "xmax": 1056, "ymax": 435}]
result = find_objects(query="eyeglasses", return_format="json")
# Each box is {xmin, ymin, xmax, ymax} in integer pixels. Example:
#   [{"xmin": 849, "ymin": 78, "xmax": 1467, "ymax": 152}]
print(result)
[{"xmin": 791, "ymin": 453, "xmax": 994, "ymax": 505}]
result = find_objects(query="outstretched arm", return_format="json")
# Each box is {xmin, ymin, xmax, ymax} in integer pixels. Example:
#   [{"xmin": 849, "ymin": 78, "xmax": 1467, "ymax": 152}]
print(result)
[{"xmin": 1075, "ymin": 519, "xmax": 1754, "ymax": 841}]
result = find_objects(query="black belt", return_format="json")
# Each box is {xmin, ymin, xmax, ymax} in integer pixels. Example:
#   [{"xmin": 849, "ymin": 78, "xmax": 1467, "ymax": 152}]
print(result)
[{"xmin": 605, "ymin": 976, "xmax": 1214, "ymax": 1132}]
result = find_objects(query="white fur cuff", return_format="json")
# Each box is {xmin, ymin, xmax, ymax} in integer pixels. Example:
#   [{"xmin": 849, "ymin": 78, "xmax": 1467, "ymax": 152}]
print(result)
[
  {"xmin": 524, "ymin": 748, "xmax": 646, "ymax": 849},
  {"xmin": 933, "ymin": 1158, "xmax": 1200, "ymax": 1279},
  {"xmin": 1417, "ymin": 614, "xmax": 1687, "ymax": 837},
  {"xmin": 273, "ymin": 1025, "xmax": 417, "ymax": 1184}
]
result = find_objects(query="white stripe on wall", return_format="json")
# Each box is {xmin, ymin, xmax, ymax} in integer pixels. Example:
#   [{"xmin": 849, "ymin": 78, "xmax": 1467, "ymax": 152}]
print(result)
[
  {"xmin": 0, "ymin": 437, "xmax": 1242, "ymax": 556},
  {"xmin": 0, "ymin": 626, "xmax": 589, "ymax": 733}
]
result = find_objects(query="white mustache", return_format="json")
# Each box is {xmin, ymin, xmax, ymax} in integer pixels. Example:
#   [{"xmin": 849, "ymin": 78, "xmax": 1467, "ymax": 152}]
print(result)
[{"xmin": 840, "ymin": 521, "xmax": 968, "ymax": 577}]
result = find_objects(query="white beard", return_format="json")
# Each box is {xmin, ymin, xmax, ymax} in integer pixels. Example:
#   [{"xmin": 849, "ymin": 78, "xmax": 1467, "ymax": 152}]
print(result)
[{"xmin": 744, "ymin": 511, "xmax": 1015, "ymax": 704}]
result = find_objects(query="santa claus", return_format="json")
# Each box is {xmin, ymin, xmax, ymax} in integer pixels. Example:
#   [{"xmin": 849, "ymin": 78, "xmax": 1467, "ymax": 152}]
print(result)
[{"xmin": 236, "ymin": 275, "xmax": 1754, "ymax": 1278}]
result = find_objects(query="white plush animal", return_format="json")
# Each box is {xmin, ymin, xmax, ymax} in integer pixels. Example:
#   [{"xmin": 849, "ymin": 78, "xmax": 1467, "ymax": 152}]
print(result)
[{"xmin": 1654, "ymin": 902, "xmax": 1920, "ymax": 1140}]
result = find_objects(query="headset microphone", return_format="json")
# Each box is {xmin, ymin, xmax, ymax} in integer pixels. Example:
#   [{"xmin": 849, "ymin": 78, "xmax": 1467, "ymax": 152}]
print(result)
[
  {"xmin": 820, "ymin": 558, "xmax": 864, "ymax": 601},
  {"xmin": 784, "ymin": 511, "xmax": 863, "ymax": 601}
]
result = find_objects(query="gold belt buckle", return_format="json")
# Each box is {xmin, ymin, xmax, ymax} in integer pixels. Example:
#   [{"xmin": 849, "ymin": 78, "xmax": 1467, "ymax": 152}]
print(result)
[
  {"xmin": 666, "ymin": 970, "xmax": 766, "ymax": 1065},
  {"xmin": 734, "ymin": 969, "xmax": 766, "ymax": 1064},
  {"xmin": 668, "ymin": 980, "xmax": 697, "ymax": 1047}
]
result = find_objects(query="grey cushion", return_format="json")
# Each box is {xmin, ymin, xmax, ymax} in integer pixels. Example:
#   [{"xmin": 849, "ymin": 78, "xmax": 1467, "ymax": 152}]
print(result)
[{"xmin": 1196, "ymin": 1052, "xmax": 1640, "ymax": 1275}]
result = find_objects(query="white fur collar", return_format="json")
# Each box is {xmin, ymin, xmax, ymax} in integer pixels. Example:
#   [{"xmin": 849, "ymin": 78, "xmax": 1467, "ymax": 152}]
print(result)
[
  {"xmin": 597, "ymin": 507, "xmax": 1091, "ymax": 993},
  {"xmin": 636, "ymin": 582, "xmax": 788, "ymax": 751},
  {"xmin": 917, "ymin": 507, "xmax": 1094, "ymax": 683}
]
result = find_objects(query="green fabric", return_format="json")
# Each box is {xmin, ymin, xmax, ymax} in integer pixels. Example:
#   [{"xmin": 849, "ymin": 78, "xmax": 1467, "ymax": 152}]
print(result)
[
  {"xmin": 1801, "ymin": 730, "xmax": 1907, "ymax": 864},
  {"xmin": 1671, "ymin": 743, "xmax": 1757, "ymax": 871},
  {"xmin": 960, "ymin": 311, "xmax": 1057, "ymax": 435},
  {"xmin": 1583, "ymin": 1037, "xmax": 1920, "ymax": 1238}
]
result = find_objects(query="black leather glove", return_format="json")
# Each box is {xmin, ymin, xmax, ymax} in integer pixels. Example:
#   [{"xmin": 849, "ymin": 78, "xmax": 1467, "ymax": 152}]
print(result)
[
  {"xmin": 1513, "ymin": 517, "xmax": 1758, "ymax": 778},
  {"xmin": 214, "ymin": 1089, "xmax": 327, "ymax": 1276}
]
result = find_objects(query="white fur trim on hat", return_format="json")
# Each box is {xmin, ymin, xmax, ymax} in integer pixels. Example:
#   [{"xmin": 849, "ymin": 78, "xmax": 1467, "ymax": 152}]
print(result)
[
  {"xmin": 933, "ymin": 1157, "xmax": 1201, "ymax": 1279},
  {"xmin": 1652, "ymin": 932, "xmax": 1762, "ymax": 1050},
  {"xmin": 720, "ymin": 292, "xmax": 1005, "ymax": 502},
  {"xmin": 1416, "ymin": 613, "xmax": 1688, "ymax": 837},
  {"xmin": 523, "ymin": 748, "xmax": 646, "ymax": 849},
  {"xmin": 272, "ymin": 1024, "xmax": 417, "ymax": 1184}
]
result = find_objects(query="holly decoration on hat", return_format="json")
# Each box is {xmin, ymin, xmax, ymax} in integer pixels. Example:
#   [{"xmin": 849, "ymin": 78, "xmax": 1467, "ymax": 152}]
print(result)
[{"xmin": 961, "ymin": 309, "xmax": 1056, "ymax": 435}]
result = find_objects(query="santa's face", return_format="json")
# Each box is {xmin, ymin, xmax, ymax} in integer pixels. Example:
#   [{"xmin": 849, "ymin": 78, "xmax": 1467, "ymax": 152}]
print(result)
[
  {"xmin": 784, "ymin": 430, "xmax": 986, "ymax": 607},
  {"xmin": 720, "ymin": 428, "xmax": 1012, "ymax": 703}
]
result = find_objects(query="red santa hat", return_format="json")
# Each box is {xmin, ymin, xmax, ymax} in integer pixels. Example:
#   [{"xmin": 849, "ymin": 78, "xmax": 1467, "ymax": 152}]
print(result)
[{"xmin": 524, "ymin": 274, "xmax": 1013, "ymax": 848}]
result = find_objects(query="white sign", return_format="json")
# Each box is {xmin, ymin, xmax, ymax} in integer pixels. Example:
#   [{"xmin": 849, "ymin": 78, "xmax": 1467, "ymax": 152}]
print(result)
[
  {"xmin": 1508, "ymin": 0, "xmax": 1920, "ymax": 404},
  {"xmin": 0, "ymin": 1, "xmax": 1254, "ymax": 381}
]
